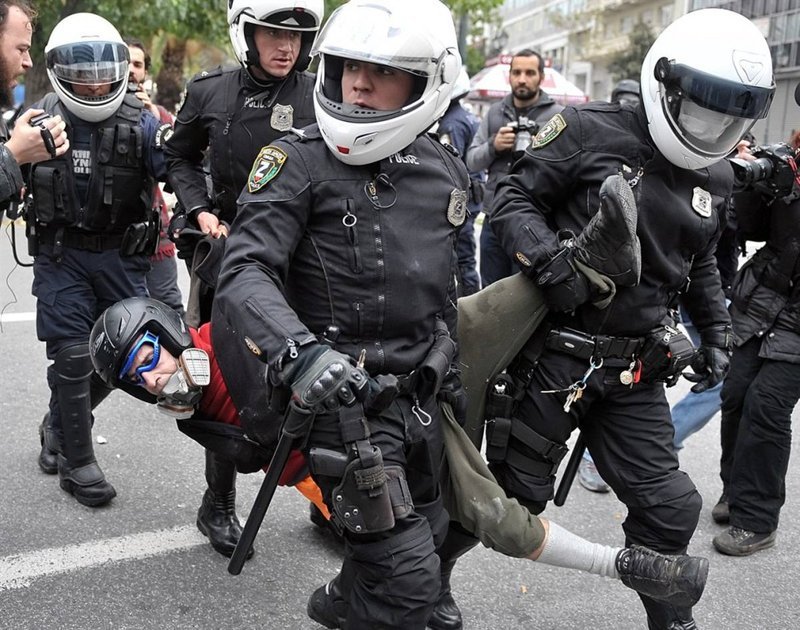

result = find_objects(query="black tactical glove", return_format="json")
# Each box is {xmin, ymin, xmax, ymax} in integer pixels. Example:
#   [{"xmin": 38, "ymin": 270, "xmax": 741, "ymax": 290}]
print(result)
[
  {"xmin": 279, "ymin": 345, "xmax": 370, "ymax": 413},
  {"xmin": 168, "ymin": 210, "xmax": 205, "ymax": 261},
  {"xmin": 536, "ymin": 247, "xmax": 592, "ymax": 313},
  {"xmin": 683, "ymin": 325, "xmax": 732, "ymax": 393}
]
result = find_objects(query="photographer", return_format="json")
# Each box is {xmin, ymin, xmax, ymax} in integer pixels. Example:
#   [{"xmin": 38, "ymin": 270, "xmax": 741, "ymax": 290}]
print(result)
[
  {"xmin": 711, "ymin": 131, "xmax": 800, "ymax": 556},
  {"xmin": 465, "ymin": 49, "xmax": 562, "ymax": 287}
]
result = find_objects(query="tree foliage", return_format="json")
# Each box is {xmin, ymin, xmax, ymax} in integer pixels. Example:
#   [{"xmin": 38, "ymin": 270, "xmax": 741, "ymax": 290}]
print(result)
[{"xmin": 607, "ymin": 21, "xmax": 655, "ymax": 84}]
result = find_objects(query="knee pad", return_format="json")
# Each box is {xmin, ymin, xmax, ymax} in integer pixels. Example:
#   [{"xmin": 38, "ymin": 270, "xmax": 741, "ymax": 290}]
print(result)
[{"xmin": 53, "ymin": 343, "xmax": 93, "ymax": 385}]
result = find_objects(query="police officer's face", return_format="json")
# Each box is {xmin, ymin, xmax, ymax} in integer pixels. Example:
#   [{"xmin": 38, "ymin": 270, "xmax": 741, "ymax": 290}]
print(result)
[
  {"xmin": 128, "ymin": 46, "xmax": 147, "ymax": 85},
  {"xmin": 124, "ymin": 339, "xmax": 179, "ymax": 396},
  {"xmin": 253, "ymin": 26, "xmax": 301, "ymax": 79},
  {"xmin": 341, "ymin": 60, "xmax": 414, "ymax": 111},
  {"xmin": 72, "ymin": 82, "xmax": 112, "ymax": 97},
  {"xmin": 509, "ymin": 55, "xmax": 541, "ymax": 103}
]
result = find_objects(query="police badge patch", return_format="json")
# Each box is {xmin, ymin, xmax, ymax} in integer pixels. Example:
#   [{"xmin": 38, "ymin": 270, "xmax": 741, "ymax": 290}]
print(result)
[
  {"xmin": 271, "ymin": 104, "xmax": 294, "ymax": 132},
  {"xmin": 531, "ymin": 114, "xmax": 567, "ymax": 149},
  {"xmin": 447, "ymin": 189, "xmax": 467, "ymax": 226},
  {"xmin": 247, "ymin": 146, "xmax": 288, "ymax": 193},
  {"xmin": 691, "ymin": 187, "xmax": 712, "ymax": 217}
]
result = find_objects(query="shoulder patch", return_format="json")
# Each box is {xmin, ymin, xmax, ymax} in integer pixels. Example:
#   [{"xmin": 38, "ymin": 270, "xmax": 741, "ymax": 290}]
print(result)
[
  {"xmin": 154, "ymin": 123, "xmax": 174, "ymax": 149},
  {"xmin": 247, "ymin": 145, "xmax": 288, "ymax": 193},
  {"xmin": 531, "ymin": 114, "xmax": 567, "ymax": 149}
]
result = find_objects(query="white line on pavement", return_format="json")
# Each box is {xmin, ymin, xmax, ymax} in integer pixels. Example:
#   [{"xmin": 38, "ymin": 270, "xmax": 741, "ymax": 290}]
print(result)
[
  {"xmin": 0, "ymin": 525, "xmax": 207, "ymax": 591},
  {"xmin": 0, "ymin": 311, "xmax": 35, "ymax": 323}
]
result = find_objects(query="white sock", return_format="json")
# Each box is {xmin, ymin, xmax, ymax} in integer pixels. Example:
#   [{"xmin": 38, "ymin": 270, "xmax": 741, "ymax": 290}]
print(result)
[{"xmin": 534, "ymin": 521, "xmax": 621, "ymax": 579}]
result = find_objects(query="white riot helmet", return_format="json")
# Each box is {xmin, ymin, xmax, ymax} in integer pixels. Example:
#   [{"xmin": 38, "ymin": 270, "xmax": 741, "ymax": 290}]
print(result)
[
  {"xmin": 641, "ymin": 9, "xmax": 774, "ymax": 170},
  {"xmin": 451, "ymin": 67, "xmax": 471, "ymax": 100},
  {"xmin": 228, "ymin": 0, "xmax": 323, "ymax": 76},
  {"xmin": 45, "ymin": 13, "xmax": 130, "ymax": 123},
  {"xmin": 312, "ymin": 0, "xmax": 461, "ymax": 166}
]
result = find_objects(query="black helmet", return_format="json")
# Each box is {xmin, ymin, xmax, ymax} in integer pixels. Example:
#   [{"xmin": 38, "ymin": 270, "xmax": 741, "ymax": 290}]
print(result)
[
  {"xmin": 90, "ymin": 297, "xmax": 192, "ymax": 403},
  {"xmin": 611, "ymin": 79, "xmax": 640, "ymax": 105}
]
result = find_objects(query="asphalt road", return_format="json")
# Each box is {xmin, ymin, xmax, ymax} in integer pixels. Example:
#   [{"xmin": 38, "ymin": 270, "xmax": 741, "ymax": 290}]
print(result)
[{"xmin": 1, "ymin": 219, "xmax": 798, "ymax": 629}]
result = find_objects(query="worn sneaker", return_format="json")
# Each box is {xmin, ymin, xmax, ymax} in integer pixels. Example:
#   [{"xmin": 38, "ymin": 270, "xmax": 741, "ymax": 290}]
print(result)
[
  {"xmin": 307, "ymin": 577, "xmax": 347, "ymax": 629},
  {"xmin": 578, "ymin": 459, "xmax": 611, "ymax": 493},
  {"xmin": 713, "ymin": 526, "xmax": 776, "ymax": 556},
  {"xmin": 616, "ymin": 545, "xmax": 708, "ymax": 607},
  {"xmin": 711, "ymin": 494, "xmax": 729, "ymax": 524}
]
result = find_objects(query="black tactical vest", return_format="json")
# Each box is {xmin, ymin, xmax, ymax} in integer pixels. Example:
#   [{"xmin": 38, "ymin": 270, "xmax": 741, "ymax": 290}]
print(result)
[{"xmin": 29, "ymin": 92, "xmax": 153, "ymax": 233}]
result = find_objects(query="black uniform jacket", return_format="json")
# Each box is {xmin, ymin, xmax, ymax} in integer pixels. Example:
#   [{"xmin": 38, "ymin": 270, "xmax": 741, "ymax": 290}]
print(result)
[
  {"xmin": 214, "ymin": 125, "xmax": 468, "ymax": 376},
  {"xmin": 491, "ymin": 101, "xmax": 733, "ymax": 338},
  {"xmin": 165, "ymin": 65, "xmax": 316, "ymax": 224},
  {"xmin": 729, "ymin": 194, "xmax": 800, "ymax": 362}
]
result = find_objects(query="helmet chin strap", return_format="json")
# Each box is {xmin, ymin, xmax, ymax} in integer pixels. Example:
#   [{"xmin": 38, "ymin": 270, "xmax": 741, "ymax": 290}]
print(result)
[{"xmin": 156, "ymin": 348, "xmax": 210, "ymax": 419}]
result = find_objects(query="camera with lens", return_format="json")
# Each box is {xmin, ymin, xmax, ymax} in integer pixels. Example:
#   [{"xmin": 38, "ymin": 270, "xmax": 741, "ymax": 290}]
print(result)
[
  {"xmin": 507, "ymin": 116, "xmax": 540, "ymax": 156},
  {"xmin": 729, "ymin": 142, "xmax": 799, "ymax": 200}
]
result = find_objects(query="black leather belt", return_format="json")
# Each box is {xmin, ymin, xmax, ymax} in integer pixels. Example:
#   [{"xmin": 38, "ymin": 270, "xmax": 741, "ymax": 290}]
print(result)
[
  {"xmin": 545, "ymin": 326, "xmax": 644, "ymax": 361},
  {"xmin": 39, "ymin": 227, "xmax": 124, "ymax": 252}
]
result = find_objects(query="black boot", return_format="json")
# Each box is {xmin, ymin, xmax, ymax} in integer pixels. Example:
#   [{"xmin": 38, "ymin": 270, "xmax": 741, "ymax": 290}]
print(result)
[
  {"xmin": 428, "ymin": 522, "xmax": 480, "ymax": 630},
  {"xmin": 617, "ymin": 545, "xmax": 708, "ymax": 608},
  {"xmin": 307, "ymin": 573, "xmax": 348, "ymax": 629},
  {"xmin": 38, "ymin": 413, "xmax": 59, "ymax": 475},
  {"xmin": 196, "ymin": 449, "xmax": 252, "ymax": 559},
  {"xmin": 54, "ymin": 344, "xmax": 116, "ymax": 507}
]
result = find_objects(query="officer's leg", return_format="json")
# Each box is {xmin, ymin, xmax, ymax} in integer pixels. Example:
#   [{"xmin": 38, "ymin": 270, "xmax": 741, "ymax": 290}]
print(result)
[
  {"xmin": 718, "ymin": 339, "xmax": 761, "ymax": 509},
  {"xmin": 487, "ymin": 350, "xmax": 577, "ymax": 514},
  {"xmin": 145, "ymin": 255, "xmax": 185, "ymax": 318},
  {"xmin": 582, "ymin": 379, "xmax": 701, "ymax": 630},
  {"xmin": 726, "ymin": 357, "xmax": 800, "ymax": 535},
  {"xmin": 307, "ymin": 399, "xmax": 443, "ymax": 629},
  {"xmin": 53, "ymin": 341, "xmax": 117, "ymax": 506},
  {"xmin": 39, "ymin": 372, "xmax": 113, "ymax": 474},
  {"xmin": 196, "ymin": 449, "xmax": 251, "ymax": 559}
]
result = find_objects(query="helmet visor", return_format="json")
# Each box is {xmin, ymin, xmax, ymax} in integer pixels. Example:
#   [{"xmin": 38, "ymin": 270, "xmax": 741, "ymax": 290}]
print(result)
[
  {"xmin": 47, "ymin": 42, "xmax": 129, "ymax": 85},
  {"xmin": 119, "ymin": 331, "xmax": 161, "ymax": 386},
  {"xmin": 312, "ymin": 4, "xmax": 439, "ymax": 77},
  {"xmin": 660, "ymin": 60, "xmax": 774, "ymax": 120}
]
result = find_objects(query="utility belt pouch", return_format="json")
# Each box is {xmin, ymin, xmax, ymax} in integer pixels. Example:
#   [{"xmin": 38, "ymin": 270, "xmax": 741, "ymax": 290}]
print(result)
[
  {"xmin": 120, "ymin": 222, "xmax": 148, "ymax": 256},
  {"xmin": 142, "ymin": 207, "xmax": 162, "ymax": 256},
  {"xmin": 484, "ymin": 373, "xmax": 517, "ymax": 463},
  {"xmin": 416, "ymin": 320, "xmax": 456, "ymax": 402},
  {"xmin": 30, "ymin": 165, "xmax": 72, "ymax": 225},
  {"xmin": 638, "ymin": 323, "xmax": 695, "ymax": 385}
]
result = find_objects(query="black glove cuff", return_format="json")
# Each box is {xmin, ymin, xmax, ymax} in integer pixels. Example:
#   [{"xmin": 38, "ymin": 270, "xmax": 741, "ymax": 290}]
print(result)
[
  {"xmin": 535, "ymin": 247, "xmax": 576, "ymax": 288},
  {"xmin": 699, "ymin": 324, "xmax": 733, "ymax": 351}
]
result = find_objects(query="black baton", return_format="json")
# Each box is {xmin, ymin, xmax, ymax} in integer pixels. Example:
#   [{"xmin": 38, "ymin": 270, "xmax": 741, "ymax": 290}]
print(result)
[
  {"xmin": 228, "ymin": 401, "xmax": 315, "ymax": 575},
  {"xmin": 554, "ymin": 433, "xmax": 586, "ymax": 507}
]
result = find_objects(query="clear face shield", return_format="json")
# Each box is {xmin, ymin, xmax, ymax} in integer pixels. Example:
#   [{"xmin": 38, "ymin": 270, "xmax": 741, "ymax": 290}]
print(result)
[
  {"xmin": 656, "ymin": 58, "xmax": 774, "ymax": 160},
  {"xmin": 47, "ymin": 42, "xmax": 129, "ymax": 90}
]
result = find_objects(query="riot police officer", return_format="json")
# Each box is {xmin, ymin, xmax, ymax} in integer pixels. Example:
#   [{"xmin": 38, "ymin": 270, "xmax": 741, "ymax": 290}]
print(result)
[
  {"xmin": 214, "ymin": 0, "xmax": 467, "ymax": 625},
  {"xmin": 31, "ymin": 13, "xmax": 168, "ymax": 507},
  {"xmin": 486, "ymin": 10, "xmax": 774, "ymax": 629},
  {"xmin": 162, "ymin": 0, "xmax": 323, "ymax": 560}
]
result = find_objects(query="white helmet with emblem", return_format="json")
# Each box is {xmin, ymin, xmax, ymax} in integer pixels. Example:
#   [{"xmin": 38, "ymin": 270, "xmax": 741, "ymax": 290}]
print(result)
[
  {"xmin": 312, "ymin": 0, "xmax": 461, "ymax": 166},
  {"xmin": 228, "ymin": 0, "xmax": 324, "ymax": 75},
  {"xmin": 641, "ymin": 8, "xmax": 774, "ymax": 170},
  {"xmin": 45, "ymin": 13, "xmax": 130, "ymax": 123}
]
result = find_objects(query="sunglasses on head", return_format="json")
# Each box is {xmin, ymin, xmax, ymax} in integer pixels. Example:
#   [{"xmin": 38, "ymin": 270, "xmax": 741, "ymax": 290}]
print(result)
[{"xmin": 119, "ymin": 330, "xmax": 161, "ymax": 386}]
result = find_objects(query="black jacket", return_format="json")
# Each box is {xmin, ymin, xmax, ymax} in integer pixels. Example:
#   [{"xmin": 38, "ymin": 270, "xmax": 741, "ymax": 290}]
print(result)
[
  {"xmin": 729, "ymin": 193, "xmax": 800, "ymax": 362},
  {"xmin": 490, "ymin": 101, "xmax": 733, "ymax": 338},
  {"xmin": 214, "ymin": 125, "xmax": 468, "ymax": 376},
  {"xmin": 165, "ymin": 65, "xmax": 316, "ymax": 224}
]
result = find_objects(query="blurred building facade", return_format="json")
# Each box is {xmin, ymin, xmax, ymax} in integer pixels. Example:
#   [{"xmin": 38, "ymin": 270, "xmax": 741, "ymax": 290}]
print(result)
[{"xmin": 494, "ymin": 0, "xmax": 799, "ymax": 143}]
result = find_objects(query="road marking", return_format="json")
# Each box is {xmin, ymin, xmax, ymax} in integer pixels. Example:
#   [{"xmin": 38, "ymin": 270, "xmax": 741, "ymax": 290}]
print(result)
[
  {"xmin": 0, "ymin": 526, "xmax": 207, "ymax": 591},
  {"xmin": 0, "ymin": 311, "xmax": 35, "ymax": 323}
]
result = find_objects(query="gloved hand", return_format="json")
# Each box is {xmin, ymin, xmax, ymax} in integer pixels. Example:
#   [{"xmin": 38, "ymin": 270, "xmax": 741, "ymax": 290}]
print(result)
[
  {"xmin": 168, "ymin": 210, "xmax": 206, "ymax": 261},
  {"xmin": 683, "ymin": 346, "xmax": 730, "ymax": 393},
  {"xmin": 536, "ymin": 247, "xmax": 592, "ymax": 313},
  {"xmin": 279, "ymin": 345, "xmax": 369, "ymax": 413}
]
